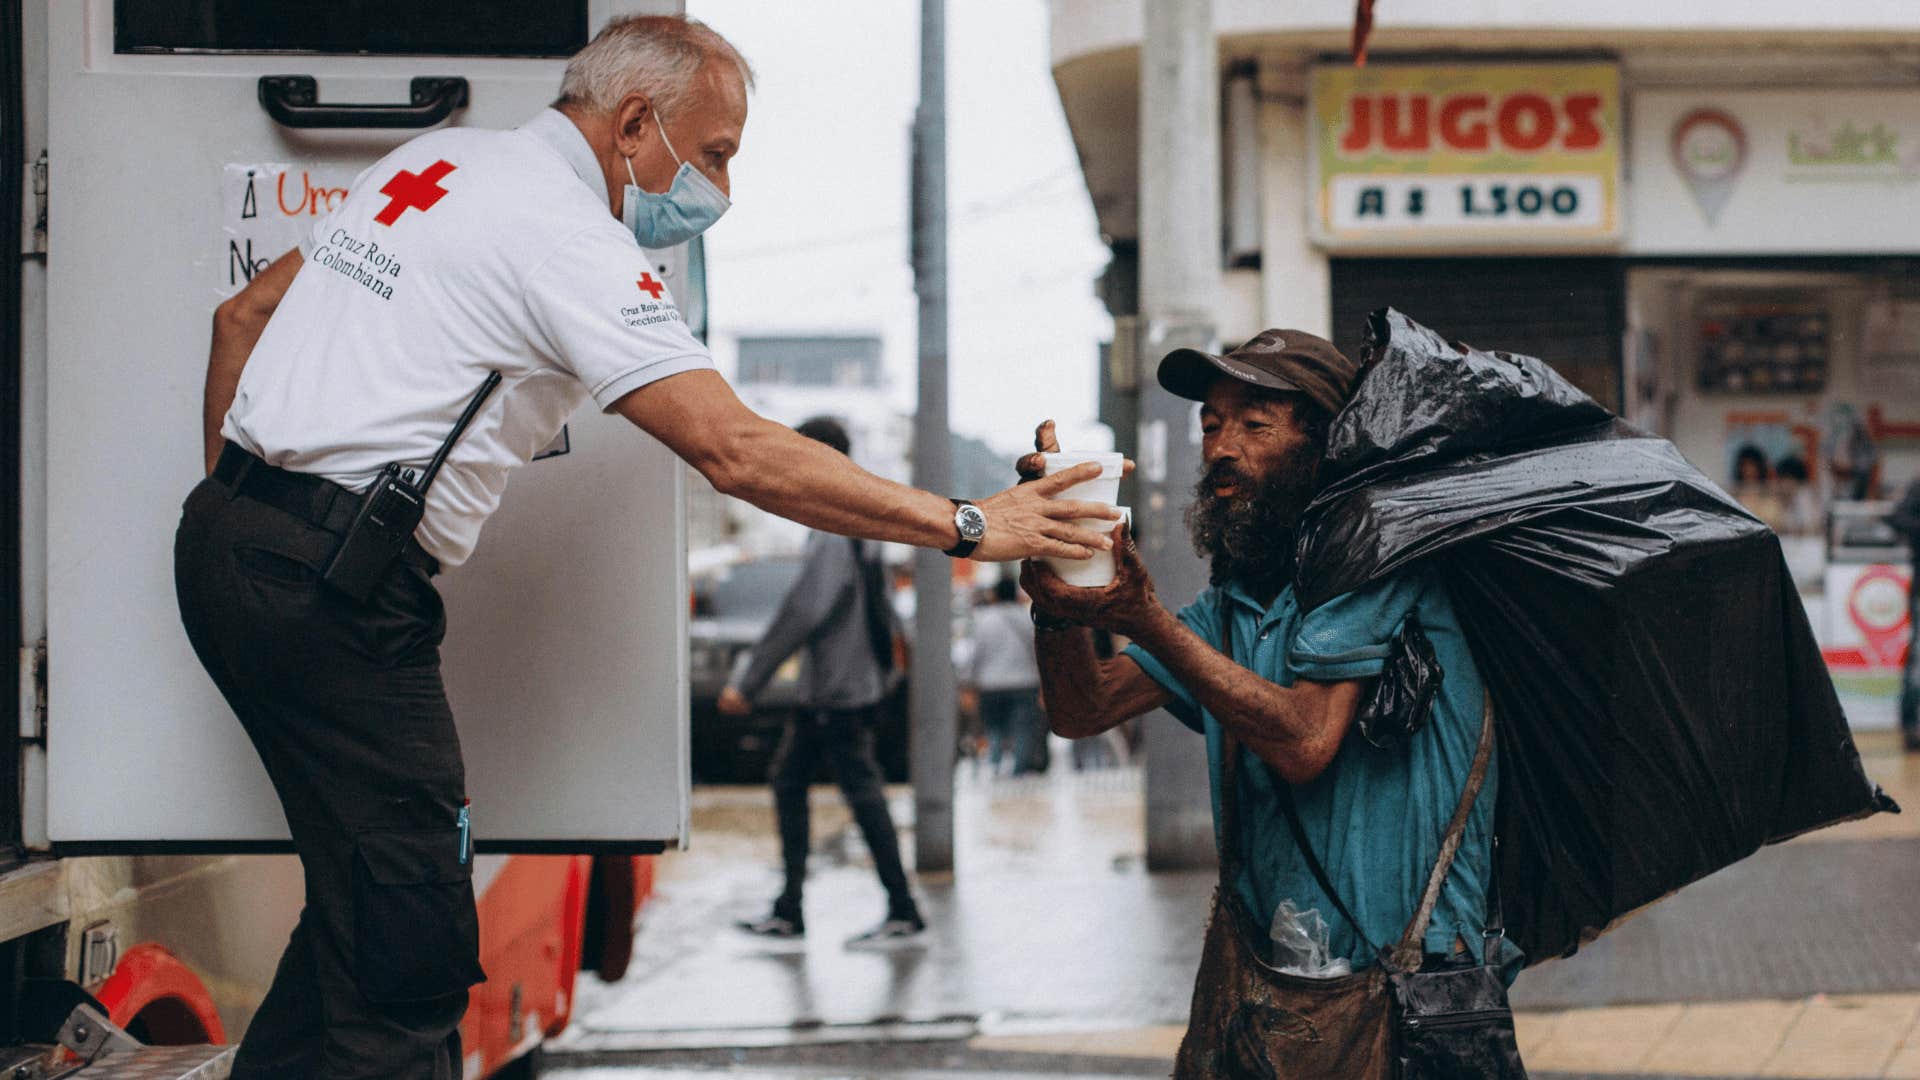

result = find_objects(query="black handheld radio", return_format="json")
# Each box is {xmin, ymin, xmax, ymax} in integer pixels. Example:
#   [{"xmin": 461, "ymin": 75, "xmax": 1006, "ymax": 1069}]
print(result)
[{"xmin": 322, "ymin": 371, "xmax": 503, "ymax": 602}]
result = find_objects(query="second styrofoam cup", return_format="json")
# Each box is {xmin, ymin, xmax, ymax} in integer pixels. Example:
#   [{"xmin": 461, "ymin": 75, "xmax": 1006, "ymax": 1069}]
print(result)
[{"xmin": 1044, "ymin": 506, "xmax": 1132, "ymax": 588}]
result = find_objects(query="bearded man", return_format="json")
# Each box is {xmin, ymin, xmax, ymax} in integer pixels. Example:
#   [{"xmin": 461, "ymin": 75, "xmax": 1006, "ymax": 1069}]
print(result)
[{"xmin": 1019, "ymin": 330, "xmax": 1513, "ymax": 1055}]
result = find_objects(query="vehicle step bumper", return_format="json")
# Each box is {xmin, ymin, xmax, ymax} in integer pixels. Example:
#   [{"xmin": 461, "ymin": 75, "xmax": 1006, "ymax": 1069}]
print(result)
[{"xmin": 56, "ymin": 1044, "xmax": 233, "ymax": 1079}]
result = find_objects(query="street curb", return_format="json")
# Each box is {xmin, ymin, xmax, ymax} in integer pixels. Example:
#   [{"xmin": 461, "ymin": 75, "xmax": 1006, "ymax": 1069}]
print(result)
[{"xmin": 543, "ymin": 1036, "xmax": 1172, "ymax": 1075}]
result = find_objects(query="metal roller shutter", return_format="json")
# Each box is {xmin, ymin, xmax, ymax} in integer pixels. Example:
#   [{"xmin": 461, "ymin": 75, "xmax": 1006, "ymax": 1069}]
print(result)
[{"xmin": 1331, "ymin": 257, "xmax": 1624, "ymax": 410}]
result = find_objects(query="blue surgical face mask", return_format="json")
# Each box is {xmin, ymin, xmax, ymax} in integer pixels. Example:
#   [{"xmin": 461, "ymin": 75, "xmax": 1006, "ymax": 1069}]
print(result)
[{"xmin": 623, "ymin": 112, "xmax": 730, "ymax": 249}]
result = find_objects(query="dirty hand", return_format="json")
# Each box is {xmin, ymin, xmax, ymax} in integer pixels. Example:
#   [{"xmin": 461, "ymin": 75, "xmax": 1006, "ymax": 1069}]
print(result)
[
  {"xmin": 716, "ymin": 686, "xmax": 752, "ymax": 716},
  {"xmin": 1015, "ymin": 419, "xmax": 1138, "ymax": 484},
  {"xmin": 1020, "ymin": 522, "xmax": 1160, "ymax": 638}
]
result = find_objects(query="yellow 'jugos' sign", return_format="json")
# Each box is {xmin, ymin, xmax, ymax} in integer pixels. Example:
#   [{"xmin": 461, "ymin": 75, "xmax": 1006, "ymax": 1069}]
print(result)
[{"xmin": 1311, "ymin": 63, "xmax": 1622, "ymax": 249}]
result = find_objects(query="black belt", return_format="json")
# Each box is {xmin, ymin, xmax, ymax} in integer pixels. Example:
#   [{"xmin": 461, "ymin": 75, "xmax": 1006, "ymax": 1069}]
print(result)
[{"xmin": 213, "ymin": 442, "xmax": 439, "ymax": 576}]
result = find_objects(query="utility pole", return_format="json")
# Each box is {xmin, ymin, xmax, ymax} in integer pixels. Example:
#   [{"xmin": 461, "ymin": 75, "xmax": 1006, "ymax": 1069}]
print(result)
[
  {"xmin": 909, "ymin": 0, "xmax": 955, "ymax": 873},
  {"xmin": 1138, "ymin": 0, "xmax": 1220, "ymax": 870}
]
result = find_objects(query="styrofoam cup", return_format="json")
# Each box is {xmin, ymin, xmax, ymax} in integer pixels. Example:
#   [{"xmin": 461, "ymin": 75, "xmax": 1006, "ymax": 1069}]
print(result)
[
  {"xmin": 1041, "ymin": 451, "xmax": 1123, "ymax": 506},
  {"xmin": 1045, "ymin": 506, "xmax": 1132, "ymax": 588}
]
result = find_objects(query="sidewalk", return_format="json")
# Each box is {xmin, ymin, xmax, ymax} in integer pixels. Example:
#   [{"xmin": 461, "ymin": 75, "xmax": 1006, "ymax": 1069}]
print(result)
[{"xmin": 553, "ymin": 731, "xmax": 1920, "ymax": 1078}]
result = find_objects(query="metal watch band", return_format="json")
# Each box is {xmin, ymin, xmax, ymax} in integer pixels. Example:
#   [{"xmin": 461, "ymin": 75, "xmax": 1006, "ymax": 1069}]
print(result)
[{"xmin": 944, "ymin": 498, "xmax": 982, "ymax": 558}]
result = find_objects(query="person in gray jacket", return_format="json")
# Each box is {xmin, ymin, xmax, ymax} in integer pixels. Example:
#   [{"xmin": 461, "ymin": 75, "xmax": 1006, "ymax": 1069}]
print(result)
[
  {"xmin": 719, "ymin": 417, "xmax": 924, "ymax": 947},
  {"xmin": 966, "ymin": 576, "xmax": 1045, "ymax": 775}
]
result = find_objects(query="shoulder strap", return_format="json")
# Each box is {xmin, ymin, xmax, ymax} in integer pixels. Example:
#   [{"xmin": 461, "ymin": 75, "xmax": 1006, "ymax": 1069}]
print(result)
[
  {"xmin": 1274, "ymin": 779, "xmax": 1381, "ymax": 958},
  {"xmin": 1216, "ymin": 603, "xmax": 1496, "ymax": 970},
  {"xmin": 850, "ymin": 537, "xmax": 895, "ymax": 674},
  {"xmin": 1390, "ymin": 697, "xmax": 1495, "ymax": 971},
  {"xmin": 1273, "ymin": 696, "xmax": 1495, "ymax": 972},
  {"xmin": 1217, "ymin": 600, "xmax": 1379, "ymax": 953}
]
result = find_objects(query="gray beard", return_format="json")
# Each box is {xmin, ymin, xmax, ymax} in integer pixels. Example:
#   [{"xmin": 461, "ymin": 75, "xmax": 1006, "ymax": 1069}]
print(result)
[{"xmin": 1184, "ymin": 457, "xmax": 1319, "ymax": 597}]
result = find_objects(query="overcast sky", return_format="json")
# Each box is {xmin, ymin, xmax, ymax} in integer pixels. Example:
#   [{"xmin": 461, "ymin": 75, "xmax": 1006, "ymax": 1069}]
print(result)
[{"xmin": 687, "ymin": 0, "xmax": 1115, "ymax": 455}]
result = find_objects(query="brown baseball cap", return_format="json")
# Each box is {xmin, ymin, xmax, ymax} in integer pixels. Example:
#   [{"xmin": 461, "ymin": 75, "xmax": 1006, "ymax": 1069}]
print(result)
[{"xmin": 1157, "ymin": 328, "xmax": 1359, "ymax": 414}]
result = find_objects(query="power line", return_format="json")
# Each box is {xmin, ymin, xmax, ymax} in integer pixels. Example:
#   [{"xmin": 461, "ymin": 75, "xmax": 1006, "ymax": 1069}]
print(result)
[{"xmin": 712, "ymin": 165, "xmax": 1085, "ymax": 260}]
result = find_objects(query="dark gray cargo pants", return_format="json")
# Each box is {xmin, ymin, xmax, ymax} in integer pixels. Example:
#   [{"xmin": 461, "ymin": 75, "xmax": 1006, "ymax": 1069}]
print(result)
[{"xmin": 173, "ymin": 476, "xmax": 484, "ymax": 1080}]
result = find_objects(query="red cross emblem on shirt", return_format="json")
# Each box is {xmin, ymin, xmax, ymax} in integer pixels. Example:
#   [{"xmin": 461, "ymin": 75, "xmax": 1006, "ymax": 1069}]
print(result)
[
  {"xmin": 374, "ymin": 159, "xmax": 456, "ymax": 226},
  {"xmin": 636, "ymin": 273, "xmax": 666, "ymax": 300}
]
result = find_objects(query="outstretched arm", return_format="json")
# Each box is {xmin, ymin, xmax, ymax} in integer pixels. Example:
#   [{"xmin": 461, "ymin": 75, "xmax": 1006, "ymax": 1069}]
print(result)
[
  {"xmin": 1025, "ymin": 532, "xmax": 1362, "ymax": 786},
  {"xmin": 613, "ymin": 370, "xmax": 1119, "ymax": 562},
  {"xmin": 1126, "ymin": 602, "xmax": 1363, "ymax": 785}
]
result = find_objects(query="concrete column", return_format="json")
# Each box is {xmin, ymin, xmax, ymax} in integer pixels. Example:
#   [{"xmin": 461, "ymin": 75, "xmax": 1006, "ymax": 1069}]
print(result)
[
  {"xmin": 909, "ymin": 0, "xmax": 955, "ymax": 874},
  {"xmin": 1256, "ymin": 61, "xmax": 1332, "ymax": 337},
  {"xmin": 1138, "ymin": 0, "xmax": 1221, "ymax": 871}
]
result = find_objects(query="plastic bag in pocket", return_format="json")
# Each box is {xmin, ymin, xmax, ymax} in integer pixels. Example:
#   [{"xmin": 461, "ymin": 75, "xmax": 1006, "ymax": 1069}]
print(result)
[{"xmin": 1268, "ymin": 901, "xmax": 1352, "ymax": 978}]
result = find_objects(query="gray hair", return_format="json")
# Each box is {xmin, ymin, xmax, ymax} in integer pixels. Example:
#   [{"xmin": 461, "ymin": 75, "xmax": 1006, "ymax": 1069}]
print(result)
[{"xmin": 555, "ymin": 15, "xmax": 754, "ymax": 117}]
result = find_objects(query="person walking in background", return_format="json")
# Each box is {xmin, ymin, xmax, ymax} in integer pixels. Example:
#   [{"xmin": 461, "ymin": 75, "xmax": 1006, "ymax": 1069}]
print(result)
[
  {"xmin": 1890, "ymin": 477, "xmax": 1920, "ymax": 751},
  {"xmin": 719, "ymin": 418, "xmax": 926, "ymax": 948},
  {"xmin": 965, "ymin": 575, "xmax": 1044, "ymax": 776}
]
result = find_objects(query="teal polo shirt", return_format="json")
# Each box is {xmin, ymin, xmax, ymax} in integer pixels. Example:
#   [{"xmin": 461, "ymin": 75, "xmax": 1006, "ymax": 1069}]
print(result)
[{"xmin": 1124, "ymin": 565, "xmax": 1508, "ymax": 970}]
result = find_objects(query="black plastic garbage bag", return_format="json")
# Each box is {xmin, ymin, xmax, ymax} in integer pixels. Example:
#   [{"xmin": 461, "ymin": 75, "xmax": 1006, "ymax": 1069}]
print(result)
[
  {"xmin": 1354, "ymin": 617, "xmax": 1443, "ymax": 751},
  {"xmin": 1296, "ymin": 308, "xmax": 1898, "ymax": 965}
]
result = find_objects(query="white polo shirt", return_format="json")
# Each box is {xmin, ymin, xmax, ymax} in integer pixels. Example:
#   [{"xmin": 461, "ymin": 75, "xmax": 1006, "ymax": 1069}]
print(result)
[{"xmin": 224, "ymin": 108, "xmax": 713, "ymax": 567}]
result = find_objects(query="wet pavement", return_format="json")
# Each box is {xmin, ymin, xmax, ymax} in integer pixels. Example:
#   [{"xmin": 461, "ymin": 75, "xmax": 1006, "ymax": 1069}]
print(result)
[
  {"xmin": 548, "ymin": 731, "xmax": 1920, "ymax": 1078},
  {"xmin": 558, "ymin": 763, "xmax": 1192, "ymax": 1048}
]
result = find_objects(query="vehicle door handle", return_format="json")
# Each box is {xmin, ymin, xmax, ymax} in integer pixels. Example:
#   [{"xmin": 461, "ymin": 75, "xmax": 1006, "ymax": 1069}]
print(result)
[{"xmin": 258, "ymin": 75, "xmax": 469, "ymax": 130}]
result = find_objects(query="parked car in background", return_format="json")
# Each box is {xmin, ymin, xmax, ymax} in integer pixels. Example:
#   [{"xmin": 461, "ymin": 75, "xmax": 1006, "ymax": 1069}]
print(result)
[{"xmin": 690, "ymin": 557, "xmax": 910, "ymax": 783}]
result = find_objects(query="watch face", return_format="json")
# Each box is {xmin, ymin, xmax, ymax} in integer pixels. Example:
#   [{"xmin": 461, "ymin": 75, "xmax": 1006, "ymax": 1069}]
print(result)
[{"xmin": 957, "ymin": 504, "xmax": 987, "ymax": 541}]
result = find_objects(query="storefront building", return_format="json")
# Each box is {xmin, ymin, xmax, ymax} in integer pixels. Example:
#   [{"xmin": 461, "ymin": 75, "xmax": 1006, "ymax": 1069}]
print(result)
[{"xmin": 1050, "ymin": 0, "xmax": 1918, "ymax": 712}]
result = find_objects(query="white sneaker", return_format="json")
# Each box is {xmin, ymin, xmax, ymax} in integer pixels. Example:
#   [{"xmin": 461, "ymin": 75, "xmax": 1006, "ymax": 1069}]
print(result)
[{"xmin": 844, "ymin": 915, "xmax": 927, "ymax": 951}]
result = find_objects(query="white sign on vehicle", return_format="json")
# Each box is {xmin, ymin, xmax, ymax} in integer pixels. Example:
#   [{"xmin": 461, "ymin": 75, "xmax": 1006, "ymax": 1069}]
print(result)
[{"xmin": 220, "ymin": 163, "xmax": 358, "ymax": 298}]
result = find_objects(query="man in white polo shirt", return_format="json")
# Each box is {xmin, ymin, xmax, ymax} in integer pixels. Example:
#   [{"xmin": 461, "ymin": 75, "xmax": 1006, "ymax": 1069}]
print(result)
[{"xmin": 174, "ymin": 15, "xmax": 1115, "ymax": 1080}]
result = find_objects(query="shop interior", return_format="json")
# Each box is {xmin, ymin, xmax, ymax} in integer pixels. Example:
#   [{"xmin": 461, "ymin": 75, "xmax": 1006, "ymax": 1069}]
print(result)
[{"xmin": 1627, "ymin": 259, "xmax": 1920, "ymax": 721}]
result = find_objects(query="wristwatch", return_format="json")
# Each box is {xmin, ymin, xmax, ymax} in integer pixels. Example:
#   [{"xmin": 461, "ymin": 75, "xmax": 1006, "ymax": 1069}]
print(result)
[{"xmin": 945, "ymin": 498, "xmax": 987, "ymax": 558}]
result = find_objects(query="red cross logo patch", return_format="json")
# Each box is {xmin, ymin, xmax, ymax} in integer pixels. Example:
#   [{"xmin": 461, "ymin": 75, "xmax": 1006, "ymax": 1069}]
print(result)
[
  {"xmin": 374, "ymin": 159, "xmax": 456, "ymax": 226},
  {"xmin": 636, "ymin": 273, "xmax": 666, "ymax": 300}
]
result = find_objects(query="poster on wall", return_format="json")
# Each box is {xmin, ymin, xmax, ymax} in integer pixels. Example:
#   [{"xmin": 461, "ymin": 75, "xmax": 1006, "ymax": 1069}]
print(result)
[
  {"xmin": 1694, "ymin": 295, "xmax": 1830, "ymax": 394},
  {"xmin": 1722, "ymin": 411, "xmax": 1825, "ymax": 585},
  {"xmin": 1309, "ymin": 63, "xmax": 1622, "ymax": 250},
  {"xmin": 1630, "ymin": 91, "xmax": 1920, "ymax": 253},
  {"xmin": 1864, "ymin": 296, "xmax": 1920, "ymax": 399}
]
